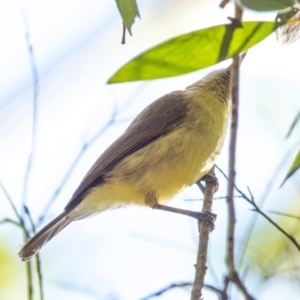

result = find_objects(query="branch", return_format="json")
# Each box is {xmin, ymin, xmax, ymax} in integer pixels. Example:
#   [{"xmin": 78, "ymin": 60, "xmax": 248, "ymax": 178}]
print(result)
[
  {"xmin": 245, "ymin": 188, "xmax": 300, "ymax": 252},
  {"xmin": 35, "ymin": 254, "xmax": 44, "ymax": 300},
  {"xmin": 0, "ymin": 181, "xmax": 23, "ymax": 224},
  {"xmin": 25, "ymin": 260, "xmax": 33, "ymax": 300},
  {"xmin": 24, "ymin": 206, "xmax": 44, "ymax": 300},
  {"xmin": 218, "ymin": 164, "xmax": 300, "ymax": 253},
  {"xmin": 249, "ymin": 212, "xmax": 300, "ymax": 252},
  {"xmin": 217, "ymin": 166, "xmax": 300, "ymax": 255},
  {"xmin": 269, "ymin": 211, "xmax": 300, "ymax": 221},
  {"xmin": 223, "ymin": 5, "xmax": 255, "ymax": 300},
  {"xmin": 191, "ymin": 167, "xmax": 217, "ymax": 300},
  {"xmin": 236, "ymin": 140, "xmax": 300, "ymax": 267},
  {"xmin": 0, "ymin": 218, "xmax": 24, "ymax": 230},
  {"xmin": 19, "ymin": 16, "xmax": 41, "ymax": 298},
  {"xmin": 21, "ymin": 11, "xmax": 39, "ymax": 216},
  {"xmin": 205, "ymin": 284, "xmax": 228, "ymax": 300},
  {"xmin": 141, "ymin": 282, "xmax": 192, "ymax": 300},
  {"xmin": 226, "ymin": 20, "xmax": 241, "ymax": 280},
  {"xmin": 0, "ymin": 180, "xmax": 34, "ymax": 299},
  {"xmin": 141, "ymin": 281, "xmax": 227, "ymax": 300},
  {"xmin": 225, "ymin": 53, "xmax": 240, "ymax": 281}
]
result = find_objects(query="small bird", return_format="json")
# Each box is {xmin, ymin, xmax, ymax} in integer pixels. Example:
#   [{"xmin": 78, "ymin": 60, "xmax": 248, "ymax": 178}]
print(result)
[{"xmin": 19, "ymin": 63, "xmax": 233, "ymax": 262}]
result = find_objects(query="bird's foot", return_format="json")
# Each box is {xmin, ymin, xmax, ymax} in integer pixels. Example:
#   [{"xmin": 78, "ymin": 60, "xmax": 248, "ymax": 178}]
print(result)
[
  {"xmin": 201, "ymin": 174, "xmax": 219, "ymax": 192},
  {"xmin": 190, "ymin": 210, "xmax": 217, "ymax": 231}
]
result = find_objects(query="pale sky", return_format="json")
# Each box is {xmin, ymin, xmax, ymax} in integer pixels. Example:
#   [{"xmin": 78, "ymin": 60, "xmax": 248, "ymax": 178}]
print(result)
[{"xmin": 0, "ymin": 1, "xmax": 300, "ymax": 299}]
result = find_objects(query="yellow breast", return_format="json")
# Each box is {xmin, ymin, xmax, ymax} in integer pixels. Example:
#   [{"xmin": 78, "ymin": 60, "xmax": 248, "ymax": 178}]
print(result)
[
  {"xmin": 70, "ymin": 89, "xmax": 230, "ymax": 219},
  {"xmin": 105, "ymin": 90, "xmax": 229, "ymax": 204}
]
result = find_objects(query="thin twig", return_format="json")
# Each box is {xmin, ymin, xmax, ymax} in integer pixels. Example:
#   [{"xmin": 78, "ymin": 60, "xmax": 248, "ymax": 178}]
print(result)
[
  {"xmin": 184, "ymin": 195, "xmax": 244, "ymax": 201},
  {"xmin": 121, "ymin": 23, "xmax": 126, "ymax": 44},
  {"xmin": 217, "ymin": 166, "xmax": 300, "ymax": 253},
  {"xmin": 0, "ymin": 181, "xmax": 22, "ymax": 223},
  {"xmin": 246, "ymin": 188, "xmax": 300, "ymax": 251},
  {"xmin": 24, "ymin": 206, "xmax": 44, "ymax": 300},
  {"xmin": 141, "ymin": 282, "xmax": 192, "ymax": 300},
  {"xmin": 19, "ymin": 22, "xmax": 37, "ymax": 298},
  {"xmin": 217, "ymin": 142, "xmax": 300, "ymax": 266},
  {"xmin": 141, "ymin": 281, "xmax": 227, "ymax": 300},
  {"xmin": 21, "ymin": 12, "xmax": 39, "ymax": 217},
  {"xmin": 24, "ymin": 205, "xmax": 36, "ymax": 233},
  {"xmin": 0, "ymin": 218, "xmax": 26, "ymax": 232},
  {"xmin": 249, "ymin": 209, "xmax": 300, "ymax": 252},
  {"xmin": 196, "ymin": 181, "xmax": 205, "ymax": 194},
  {"xmin": 237, "ymin": 141, "xmax": 300, "ymax": 267},
  {"xmin": 1, "ymin": 14, "xmax": 39, "ymax": 298},
  {"xmin": 268, "ymin": 210, "xmax": 300, "ymax": 220},
  {"xmin": 224, "ymin": 5, "xmax": 255, "ymax": 300},
  {"xmin": 22, "ymin": 216, "xmax": 34, "ymax": 300},
  {"xmin": 191, "ymin": 167, "xmax": 216, "ymax": 300},
  {"xmin": 35, "ymin": 254, "xmax": 44, "ymax": 300},
  {"xmin": 25, "ymin": 260, "xmax": 33, "ymax": 300},
  {"xmin": 0, "ymin": 180, "xmax": 34, "ymax": 299},
  {"xmin": 205, "ymin": 284, "xmax": 228, "ymax": 300}
]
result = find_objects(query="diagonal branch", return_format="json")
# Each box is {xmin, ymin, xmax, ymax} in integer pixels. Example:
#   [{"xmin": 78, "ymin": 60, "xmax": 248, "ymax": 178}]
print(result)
[
  {"xmin": 141, "ymin": 281, "xmax": 228, "ymax": 300},
  {"xmin": 141, "ymin": 282, "xmax": 192, "ymax": 300},
  {"xmin": 217, "ymin": 165, "xmax": 300, "ymax": 253},
  {"xmin": 244, "ymin": 188, "xmax": 300, "ymax": 252}
]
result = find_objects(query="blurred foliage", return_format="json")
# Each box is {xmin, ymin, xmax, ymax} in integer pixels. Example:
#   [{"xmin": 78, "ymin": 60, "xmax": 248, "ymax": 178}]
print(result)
[
  {"xmin": 245, "ymin": 209, "xmax": 300, "ymax": 281},
  {"xmin": 281, "ymin": 149, "xmax": 300, "ymax": 187},
  {"xmin": 0, "ymin": 241, "xmax": 18, "ymax": 289},
  {"xmin": 239, "ymin": 0, "xmax": 296, "ymax": 11},
  {"xmin": 286, "ymin": 111, "xmax": 300, "ymax": 138},
  {"xmin": 282, "ymin": 110, "xmax": 300, "ymax": 187}
]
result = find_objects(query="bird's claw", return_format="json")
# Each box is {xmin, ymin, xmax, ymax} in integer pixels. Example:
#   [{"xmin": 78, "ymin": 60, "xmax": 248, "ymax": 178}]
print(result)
[
  {"xmin": 190, "ymin": 210, "xmax": 217, "ymax": 231},
  {"xmin": 201, "ymin": 174, "xmax": 219, "ymax": 192}
]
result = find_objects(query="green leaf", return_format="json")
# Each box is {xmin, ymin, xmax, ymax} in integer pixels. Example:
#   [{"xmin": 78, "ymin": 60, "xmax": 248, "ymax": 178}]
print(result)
[
  {"xmin": 281, "ymin": 149, "xmax": 300, "ymax": 187},
  {"xmin": 115, "ymin": 0, "xmax": 140, "ymax": 35},
  {"xmin": 108, "ymin": 21, "xmax": 276, "ymax": 83},
  {"xmin": 286, "ymin": 111, "xmax": 300, "ymax": 138},
  {"xmin": 239, "ymin": 0, "xmax": 295, "ymax": 11}
]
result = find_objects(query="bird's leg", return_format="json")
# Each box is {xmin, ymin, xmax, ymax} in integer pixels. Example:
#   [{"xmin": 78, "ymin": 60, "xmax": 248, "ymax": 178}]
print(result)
[
  {"xmin": 145, "ymin": 193, "xmax": 216, "ymax": 230},
  {"xmin": 199, "ymin": 173, "xmax": 219, "ymax": 192}
]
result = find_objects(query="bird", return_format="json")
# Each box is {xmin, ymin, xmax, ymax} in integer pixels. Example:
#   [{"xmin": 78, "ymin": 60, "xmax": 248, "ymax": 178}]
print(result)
[{"xmin": 19, "ymin": 62, "xmax": 234, "ymax": 262}]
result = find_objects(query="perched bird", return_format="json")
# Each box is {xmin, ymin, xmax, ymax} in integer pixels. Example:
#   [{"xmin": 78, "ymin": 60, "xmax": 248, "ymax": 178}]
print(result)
[{"xmin": 19, "ymin": 63, "xmax": 234, "ymax": 262}]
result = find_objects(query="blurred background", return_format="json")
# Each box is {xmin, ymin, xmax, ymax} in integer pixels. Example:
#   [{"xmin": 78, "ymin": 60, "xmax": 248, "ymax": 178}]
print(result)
[{"xmin": 0, "ymin": 0, "xmax": 300, "ymax": 299}]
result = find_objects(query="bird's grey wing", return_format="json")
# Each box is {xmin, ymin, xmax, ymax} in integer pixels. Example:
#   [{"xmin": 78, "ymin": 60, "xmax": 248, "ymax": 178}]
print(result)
[{"xmin": 65, "ymin": 91, "xmax": 187, "ymax": 211}]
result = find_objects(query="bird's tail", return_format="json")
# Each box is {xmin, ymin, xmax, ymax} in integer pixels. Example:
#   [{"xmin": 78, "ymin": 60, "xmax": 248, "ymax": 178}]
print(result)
[{"xmin": 18, "ymin": 211, "xmax": 71, "ymax": 262}]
